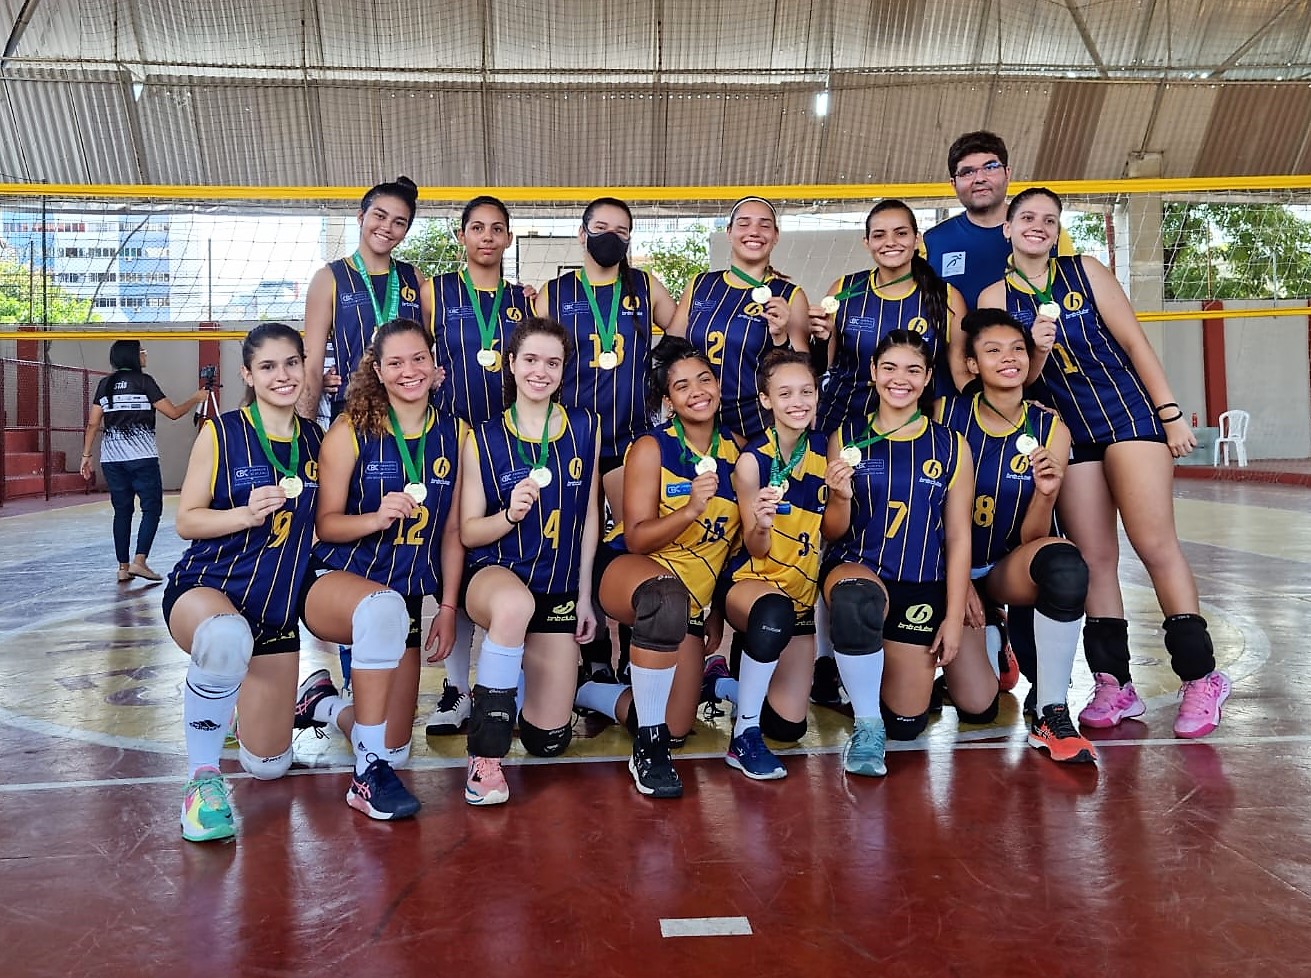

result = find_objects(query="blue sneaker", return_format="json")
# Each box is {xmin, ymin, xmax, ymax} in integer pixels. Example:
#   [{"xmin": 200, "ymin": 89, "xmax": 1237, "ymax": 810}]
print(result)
[
  {"xmin": 293, "ymin": 668, "xmax": 338, "ymax": 732},
  {"xmin": 842, "ymin": 716, "xmax": 887, "ymax": 777},
  {"xmin": 346, "ymin": 758, "xmax": 420, "ymax": 820},
  {"xmin": 725, "ymin": 727, "xmax": 787, "ymax": 781}
]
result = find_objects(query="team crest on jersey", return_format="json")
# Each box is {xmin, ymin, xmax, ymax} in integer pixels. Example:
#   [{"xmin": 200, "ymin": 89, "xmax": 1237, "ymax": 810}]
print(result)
[
  {"xmin": 506, "ymin": 307, "xmax": 523, "ymax": 322},
  {"xmin": 907, "ymin": 316, "xmax": 930, "ymax": 335},
  {"xmin": 567, "ymin": 456, "xmax": 584, "ymax": 486},
  {"xmin": 743, "ymin": 301, "xmax": 766, "ymax": 318},
  {"xmin": 921, "ymin": 459, "xmax": 943, "ymax": 479},
  {"xmin": 1009, "ymin": 454, "xmax": 1031, "ymax": 475},
  {"xmin": 622, "ymin": 295, "xmax": 641, "ymax": 312},
  {"xmin": 304, "ymin": 460, "xmax": 320, "ymax": 482},
  {"xmin": 401, "ymin": 285, "xmax": 417, "ymax": 303},
  {"xmin": 1063, "ymin": 292, "xmax": 1085, "ymax": 312},
  {"xmin": 233, "ymin": 464, "xmax": 272, "ymax": 486},
  {"xmin": 432, "ymin": 457, "xmax": 452, "ymax": 479}
]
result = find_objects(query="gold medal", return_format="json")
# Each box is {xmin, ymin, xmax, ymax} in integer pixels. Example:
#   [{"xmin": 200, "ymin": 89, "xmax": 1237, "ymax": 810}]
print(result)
[
  {"xmin": 772, "ymin": 478, "xmax": 788, "ymax": 495},
  {"xmin": 597, "ymin": 350, "xmax": 619, "ymax": 371},
  {"xmin": 840, "ymin": 446, "xmax": 861, "ymax": 467},
  {"xmin": 404, "ymin": 482, "xmax": 428, "ymax": 504},
  {"xmin": 279, "ymin": 475, "xmax": 303, "ymax": 499},
  {"xmin": 752, "ymin": 286, "xmax": 772, "ymax": 305},
  {"xmin": 1038, "ymin": 302, "xmax": 1061, "ymax": 321},
  {"xmin": 694, "ymin": 456, "xmax": 717, "ymax": 477},
  {"xmin": 476, "ymin": 349, "xmax": 498, "ymax": 369},
  {"xmin": 1016, "ymin": 434, "xmax": 1039, "ymax": 455},
  {"xmin": 529, "ymin": 467, "xmax": 553, "ymax": 488},
  {"xmin": 820, "ymin": 295, "xmax": 840, "ymax": 315}
]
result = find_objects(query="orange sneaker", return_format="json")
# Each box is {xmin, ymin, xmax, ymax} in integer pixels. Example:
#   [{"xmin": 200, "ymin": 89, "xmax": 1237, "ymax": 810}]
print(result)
[{"xmin": 1028, "ymin": 704, "xmax": 1098, "ymax": 764}]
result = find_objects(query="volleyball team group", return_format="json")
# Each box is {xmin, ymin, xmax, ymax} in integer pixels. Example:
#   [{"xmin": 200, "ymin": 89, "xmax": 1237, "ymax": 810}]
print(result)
[{"xmin": 165, "ymin": 130, "xmax": 1230, "ymax": 843}]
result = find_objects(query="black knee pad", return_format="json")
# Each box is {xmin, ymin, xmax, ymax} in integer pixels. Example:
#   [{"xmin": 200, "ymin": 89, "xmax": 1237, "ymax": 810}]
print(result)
[
  {"xmin": 956, "ymin": 692, "xmax": 1001, "ymax": 725},
  {"xmin": 1030, "ymin": 542, "xmax": 1088, "ymax": 623},
  {"xmin": 1163, "ymin": 613, "xmax": 1215, "ymax": 682},
  {"xmin": 880, "ymin": 701, "xmax": 929, "ymax": 741},
  {"xmin": 760, "ymin": 698, "xmax": 807, "ymax": 742},
  {"xmin": 829, "ymin": 578, "xmax": 886, "ymax": 654},
  {"xmin": 744, "ymin": 593, "xmax": 795, "ymax": 664},
  {"xmin": 1083, "ymin": 617, "xmax": 1131, "ymax": 684},
  {"xmin": 467, "ymin": 685, "xmax": 516, "ymax": 758},
  {"xmin": 518, "ymin": 713, "xmax": 574, "ymax": 757},
  {"xmin": 631, "ymin": 576, "xmax": 689, "ymax": 653}
]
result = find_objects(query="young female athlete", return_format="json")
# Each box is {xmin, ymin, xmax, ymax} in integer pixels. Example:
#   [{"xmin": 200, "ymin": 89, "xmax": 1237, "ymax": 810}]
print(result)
[
  {"xmin": 594, "ymin": 337, "xmax": 740, "ymax": 798},
  {"xmin": 301, "ymin": 176, "xmax": 423, "ymax": 420},
  {"xmin": 459, "ymin": 317, "xmax": 601, "ymax": 806},
  {"xmin": 977, "ymin": 187, "xmax": 1228, "ymax": 739},
  {"xmin": 293, "ymin": 319, "xmax": 464, "ymax": 821},
  {"xmin": 668, "ymin": 196, "xmax": 810, "ymax": 442},
  {"xmin": 722, "ymin": 349, "xmax": 829, "ymax": 780},
  {"xmin": 422, "ymin": 195, "xmax": 535, "ymax": 735},
  {"xmin": 942, "ymin": 308, "xmax": 1096, "ymax": 763},
  {"xmin": 821, "ymin": 330, "xmax": 974, "ymax": 778},
  {"xmin": 812, "ymin": 199, "xmax": 967, "ymax": 435},
  {"xmin": 164, "ymin": 323, "xmax": 323, "ymax": 843}
]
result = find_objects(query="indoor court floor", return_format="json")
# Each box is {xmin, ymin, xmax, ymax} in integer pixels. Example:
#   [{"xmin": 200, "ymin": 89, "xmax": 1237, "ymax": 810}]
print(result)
[{"xmin": 1, "ymin": 479, "xmax": 1309, "ymax": 977}]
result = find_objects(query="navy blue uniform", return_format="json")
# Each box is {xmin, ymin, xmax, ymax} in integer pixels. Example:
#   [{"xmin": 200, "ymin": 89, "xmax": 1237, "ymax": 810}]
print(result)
[
  {"xmin": 167, "ymin": 409, "xmax": 323, "ymax": 645},
  {"xmin": 1005, "ymin": 257, "xmax": 1163, "ymax": 448},
  {"xmin": 467, "ymin": 406, "xmax": 598, "ymax": 593},
  {"xmin": 429, "ymin": 272, "xmax": 533, "ymax": 426},
  {"xmin": 684, "ymin": 270, "xmax": 800, "ymax": 440},
  {"xmin": 313, "ymin": 412, "xmax": 463, "ymax": 597},
  {"xmin": 544, "ymin": 270, "xmax": 654, "ymax": 461},
  {"xmin": 923, "ymin": 214, "xmax": 1009, "ymax": 311},
  {"xmin": 942, "ymin": 394, "xmax": 1058, "ymax": 568},
  {"xmin": 327, "ymin": 257, "xmax": 422, "ymax": 407}
]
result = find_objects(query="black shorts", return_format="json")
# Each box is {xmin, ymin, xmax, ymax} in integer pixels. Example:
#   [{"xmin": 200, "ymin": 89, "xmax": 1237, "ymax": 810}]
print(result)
[
  {"xmin": 162, "ymin": 580, "xmax": 300, "ymax": 656},
  {"xmin": 1070, "ymin": 434, "xmax": 1168, "ymax": 465},
  {"xmin": 820, "ymin": 560, "xmax": 947, "ymax": 646},
  {"xmin": 463, "ymin": 564, "xmax": 579, "ymax": 635},
  {"xmin": 599, "ymin": 454, "xmax": 625, "ymax": 477}
]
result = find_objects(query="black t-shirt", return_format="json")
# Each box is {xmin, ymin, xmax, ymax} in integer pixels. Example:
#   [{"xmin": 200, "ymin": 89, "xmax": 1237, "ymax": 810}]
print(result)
[{"xmin": 93, "ymin": 369, "xmax": 166, "ymax": 462}]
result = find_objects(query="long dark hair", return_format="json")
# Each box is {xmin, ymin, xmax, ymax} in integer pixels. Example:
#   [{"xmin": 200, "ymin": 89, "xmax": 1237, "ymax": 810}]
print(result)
[
  {"xmin": 960, "ymin": 307, "xmax": 1034, "ymax": 360},
  {"xmin": 361, "ymin": 176, "xmax": 419, "ymax": 224},
  {"xmin": 109, "ymin": 339, "xmax": 142, "ymax": 372},
  {"xmin": 864, "ymin": 199, "xmax": 948, "ymax": 339},
  {"xmin": 461, "ymin": 195, "xmax": 511, "ymax": 229},
  {"xmin": 581, "ymin": 196, "xmax": 648, "ymax": 342},
  {"xmin": 240, "ymin": 322, "xmax": 305, "ymax": 407},
  {"xmin": 345, "ymin": 318, "xmax": 435, "ymax": 438},
  {"xmin": 645, "ymin": 335, "xmax": 716, "ymax": 422},
  {"xmin": 871, "ymin": 328, "xmax": 936, "ymax": 417},
  {"xmin": 503, "ymin": 318, "xmax": 573, "ymax": 407}
]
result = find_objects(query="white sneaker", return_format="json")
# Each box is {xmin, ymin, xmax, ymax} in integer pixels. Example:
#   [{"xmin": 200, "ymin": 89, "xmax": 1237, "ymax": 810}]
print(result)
[{"xmin": 425, "ymin": 679, "xmax": 471, "ymax": 735}]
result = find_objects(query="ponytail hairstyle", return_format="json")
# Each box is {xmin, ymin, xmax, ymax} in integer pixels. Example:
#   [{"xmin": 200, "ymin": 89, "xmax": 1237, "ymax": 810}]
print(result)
[
  {"xmin": 461, "ymin": 194, "xmax": 511, "ymax": 230},
  {"xmin": 502, "ymin": 317, "xmax": 573, "ymax": 407},
  {"xmin": 581, "ymin": 196, "xmax": 648, "ymax": 342},
  {"xmin": 871, "ymin": 328, "xmax": 936, "ymax": 417},
  {"xmin": 344, "ymin": 318, "xmax": 434, "ymax": 438},
  {"xmin": 645, "ymin": 335, "xmax": 716, "ymax": 423},
  {"xmin": 109, "ymin": 339, "xmax": 143, "ymax": 372},
  {"xmin": 240, "ymin": 322, "xmax": 305, "ymax": 408},
  {"xmin": 865, "ymin": 199, "xmax": 948, "ymax": 339},
  {"xmin": 756, "ymin": 347, "xmax": 817, "ymax": 395},
  {"xmin": 361, "ymin": 176, "xmax": 419, "ymax": 225},
  {"xmin": 728, "ymin": 195, "xmax": 791, "ymax": 282},
  {"xmin": 1007, "ymin": 186, "xmax": 1063, "ymax": 221}
]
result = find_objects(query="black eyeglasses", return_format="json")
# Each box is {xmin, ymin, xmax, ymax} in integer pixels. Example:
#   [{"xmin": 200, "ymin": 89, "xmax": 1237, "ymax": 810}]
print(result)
[{"xmin": 953, "ymin": 160, "xmax": 1006, "ymax": 181}]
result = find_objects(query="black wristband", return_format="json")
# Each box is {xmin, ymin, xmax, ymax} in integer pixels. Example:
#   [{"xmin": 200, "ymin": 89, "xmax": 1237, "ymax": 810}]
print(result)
[
  {"xmin": 1158, "ymin": 411, "xmax": 1185, "ymax": 424},
  {"xmin": 504, "ymin": 509, "xmax": 520, "ymax": 526},
  {"xmin": 1153, "ymin": 401, "xmax": 1180, "ymax": 415}
]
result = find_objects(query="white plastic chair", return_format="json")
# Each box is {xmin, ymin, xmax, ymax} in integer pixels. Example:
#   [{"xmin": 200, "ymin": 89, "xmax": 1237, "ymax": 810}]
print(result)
[{"xmin": 1213, "ymin": 409, "xmax": 1250, "ymax": 467}]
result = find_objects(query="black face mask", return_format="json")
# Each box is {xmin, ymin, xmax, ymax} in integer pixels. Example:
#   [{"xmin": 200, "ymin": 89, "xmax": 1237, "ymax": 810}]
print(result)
[{"xmin": 585, "ymin": 230, "xmax": 629, "ymax": 268}]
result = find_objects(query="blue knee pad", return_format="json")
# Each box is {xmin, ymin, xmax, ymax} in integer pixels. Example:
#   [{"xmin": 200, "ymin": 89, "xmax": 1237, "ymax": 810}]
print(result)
[{"xmin": 350, "ymin": 589, "xmax": 409, "ymax": 670}]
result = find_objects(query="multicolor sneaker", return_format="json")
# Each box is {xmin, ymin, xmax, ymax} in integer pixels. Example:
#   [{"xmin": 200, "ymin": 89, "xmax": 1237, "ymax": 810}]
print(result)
[
  {"xmin": 293, "ymin": 668, "xmax": 338, "ymax": 732},
  {"xmin": 630, "ymin": 724, "xmax": 683, "ymax": 798},
  {"xmin": 725, "ymin": 727, "xmax": 787, "ymax": 781},
  {"xmin": 1078, "ymin": 673, "xmax": 1146, "ymax": 728},
  {"xmin": 1173, "ymin": 671, "xmax": 1231, "ymax": 739},
  {"xmin": 1028, "ymin": 704, "xmax": 1098, "ymax": 763},
  {"xmin": 224, "ymin": 710, "xmax": 240, "ymax": 749},
  {"xmin": 347, "ymin": 758, "xmax": 420, "ymax": 820},
  {"xmin": 464, "ymin": 756, "xmax": 510, "ymax": 806},
  {"xmin": 842, "ymin": 716, "xmax": 887, "ymax": 777},
  {"xmin": 425, "ymin": 680, "xmax": 471, "ymax": 735},
  {"xmin": 699, "ymin": 654, "xmax": 733, "ymax": 720},
  {"xmin": 180, "ymin": 766, "xmax": 235, "ymax": 842}
]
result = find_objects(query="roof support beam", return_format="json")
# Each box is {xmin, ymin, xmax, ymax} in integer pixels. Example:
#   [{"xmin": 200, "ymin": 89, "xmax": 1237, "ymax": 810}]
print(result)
[
  {"xmin": 1062, "ymin": 0, "xmax": 1110, "ymax": 78},
  {"xmin": 1209, "ymin": 0, "xmax": 1300, "ymax": 78},
  {"xmin": 2, "ymin": 0, "xmax": 46, "ymax": 65}
]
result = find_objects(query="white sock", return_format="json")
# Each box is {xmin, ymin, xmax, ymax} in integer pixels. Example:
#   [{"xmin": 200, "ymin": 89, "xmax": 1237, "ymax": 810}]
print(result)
[
  {"xmin": 834, "ymin": 650, "xmax": 885, "ymax": 719},
  {"xmin": 445, "ymin": 611, "xmax": 475, "ymax": 693},
  {"xmin": 476, "ymin": 637, "xmax": 524, "ymax": 690},
  {"xmin": 352, "ymin": 721, "xmax": 387, "ymax": 775},
  {"xmin": 814, "ymin": 592, "xmax": 834, "ymax": 659},
  {"xmin": 734, "ymin": 655, "xmax": 779, "ymax": 738},
  {"xmin": 715, "ymin": 677, "xmax": 739, "ymax": 703},
  {"xmin": 576, "ymin": 680, "xmax": 627, "ymax": 721},
  {"xmin": 313, "ymin": 693, "xmax": 347, "ymax": 727},
  {"xmin": 985, "ymin": 625, "xmax": 1003, "ymax": 679},
  {"xmin": 1034, "ymin": 611, "xmax": 1081, "ymax": 710},
  {"xmin": 184, "ymin": 663, "xmax": 241, "ymax": 777},
  {"xmin": 630, "ymin": 663, "xmax": 676, "ymax": 728}
]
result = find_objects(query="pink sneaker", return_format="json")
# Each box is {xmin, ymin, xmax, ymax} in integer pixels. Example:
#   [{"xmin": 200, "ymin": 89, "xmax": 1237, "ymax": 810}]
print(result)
[
  {"xmin": 1078, "ymin": 673, "xmax": 1146, "ymax": 728},
  {"xmin": 1173, "ymin": 671, "xmax": 1231, "ymax": 739},
  {"xmin": 464, "ymin": 756, "xmax": 509, "ymax": 806}
]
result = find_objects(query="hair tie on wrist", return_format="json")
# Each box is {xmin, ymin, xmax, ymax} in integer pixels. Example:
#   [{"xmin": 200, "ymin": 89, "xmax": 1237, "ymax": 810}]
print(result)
[
  {"xmin": 504, "ymin": 509, "xmax": 519, "ymax": 526},
  {"xmin": 1154, "ymin": 401, "xmax": 1180, "ymax": 414}
]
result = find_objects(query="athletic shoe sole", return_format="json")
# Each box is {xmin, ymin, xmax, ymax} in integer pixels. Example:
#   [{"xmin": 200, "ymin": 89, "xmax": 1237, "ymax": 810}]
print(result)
[
  {"xmin": 346, "ymin": 788, "xmax": 419, "ymax": 820},
  {"xmin": 628, "ymin": 757, "xmax": 683, "ymax": 798},
  {"xmin": 724, "ymin": 752, "xmax": 787, "ymax": 781},
  {"xmin": 180, "ymin": 819, "xmax": 235, "ymax": 843},
  {"xmin": 1027, "ymin": 733, "xmax": 1098, "ymax": 764},
  {"xmin": 464, "ymin": 785, "xmax": 509, "ymax": 806},
  {"xmin": 842, "ymin": 759, "xmax": 887, "ymax": 777},
  {"xmin": 1078, "ymin": 702, "xmax": 1146, "ymax": 729}
]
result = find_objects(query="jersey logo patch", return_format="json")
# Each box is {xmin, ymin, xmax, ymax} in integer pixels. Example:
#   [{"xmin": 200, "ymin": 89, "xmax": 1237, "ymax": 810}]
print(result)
[
  {"xmin": 365, "ymin": 460, "xmax": 401, "ymax": 479},
  {"xmin": 341, "ymin": 292, "xmax": 370, "ymax": 307},
  {"xmin": 942, "ymin": 252, "xmax": 966, "ymax": 277},
  {"xmin": 232, "ymin": 464, "xmax": 272, "ymax": 487},
  {"xmin": 1064, "ymin": 292, "xmax": 1085, "ymax": 312},
  {"xmin": 666, "ymin": 481, "xmax": 692, "ymax": 497}
]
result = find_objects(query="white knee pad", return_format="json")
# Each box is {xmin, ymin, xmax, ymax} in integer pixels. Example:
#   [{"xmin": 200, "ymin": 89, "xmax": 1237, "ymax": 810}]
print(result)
[
  {"xmin": 239, "ymin": 744, "xmax": 292, "ymax": 781},
  {"xmin": 386, "ymin": 740, "xmax": 412, "ymax": 769},
  {"xmin": 350, "ymin": 589, "xmax": 409, "ymax": 671},
  {"xmin": 191, "ymin": 614, "xmax": 254, "ymax": 681}
]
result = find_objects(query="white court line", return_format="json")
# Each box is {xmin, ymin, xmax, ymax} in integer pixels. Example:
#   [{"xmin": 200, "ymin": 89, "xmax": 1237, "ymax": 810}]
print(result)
[{"xmin": 660, "ymin": 917, "xmax": 752, "ymax": 938}]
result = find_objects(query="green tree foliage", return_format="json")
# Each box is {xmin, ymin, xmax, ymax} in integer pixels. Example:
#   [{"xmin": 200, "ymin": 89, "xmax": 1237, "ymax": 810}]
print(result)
[
  {"xmin": 394, "ymin": 219, "xmax": 464, "ymax": 278},
  {"xmin": 0, "ymin": 258, "xmax": 96, "ymax": 323},
  {"xmin": 640, "ymin": 225, "xmax": 710, "ymax": 301}
]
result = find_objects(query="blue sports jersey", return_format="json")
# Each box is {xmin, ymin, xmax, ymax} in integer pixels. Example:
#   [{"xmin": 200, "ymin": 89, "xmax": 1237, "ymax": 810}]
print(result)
[
  {"xmin": 429, "ymin": 272, "xmax": 533, "ymax": 426},
  {"xmin": 168, "ymin": 409, "xmax": 323, "ymax": 637},
  {"xmin": 828, "ymin": 417, "xmax": 964, "ymax": 583},
  {"xmin": 923, "ymin": 214, "xmax": 1009, "ymax": 311},
  {"xmin": 313, "ymin": 411, "xmax": 463, "ymax": 597},
  {"xmin": 941, "ymin": 394, "xmax": 1058, "ymax": 567},
  {"xmin": 1005, "ymin": 256, "xmax": 1163, "ymax": 447},
  {"xmin": 467, "ymin": 406, "xmax": 598, "ymax": 593},
  {"xmin": 327, "ymin": 257, "xmax": 423, "ymax": 406},
  {"xmin": 544, "ymin": 269, "xmax": 654, "ymax": 459},
  {"xmin": 817, "ymin": 270, "xmax": 952, "ymax": 433},
  {"xmin": 683, "ymin": 270, "xmax": 800, "ymax": 440}
]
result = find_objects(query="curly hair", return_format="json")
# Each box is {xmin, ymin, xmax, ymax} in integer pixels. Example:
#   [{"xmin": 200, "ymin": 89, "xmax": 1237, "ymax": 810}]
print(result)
[{"xmin": 343, "ymin": 318, "xmax": 434, "ymax": 439}]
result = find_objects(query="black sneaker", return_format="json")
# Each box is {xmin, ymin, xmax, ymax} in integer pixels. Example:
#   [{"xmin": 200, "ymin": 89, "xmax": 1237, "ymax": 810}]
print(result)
[
  {"xmin": 424, "ymin": 679, "xmax": 470, "ymax": 735},
  {"xmin": 1023, "ymin": 686, "xmax": 1037, "ymax": 717},
  {"xmin": 629, "ymin": 724, "xmax": 683, "ymax": 799},
  {"xmin": 293, "ymin": 669, "xmax": 338, "ymax": 731},
  {"xmin": 809, "ymin": 654, "xmax": 846, "ymax": 708},
  {"xmin": 346, "ymin": 757, "xmax": 421, "ymax": 820}
]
